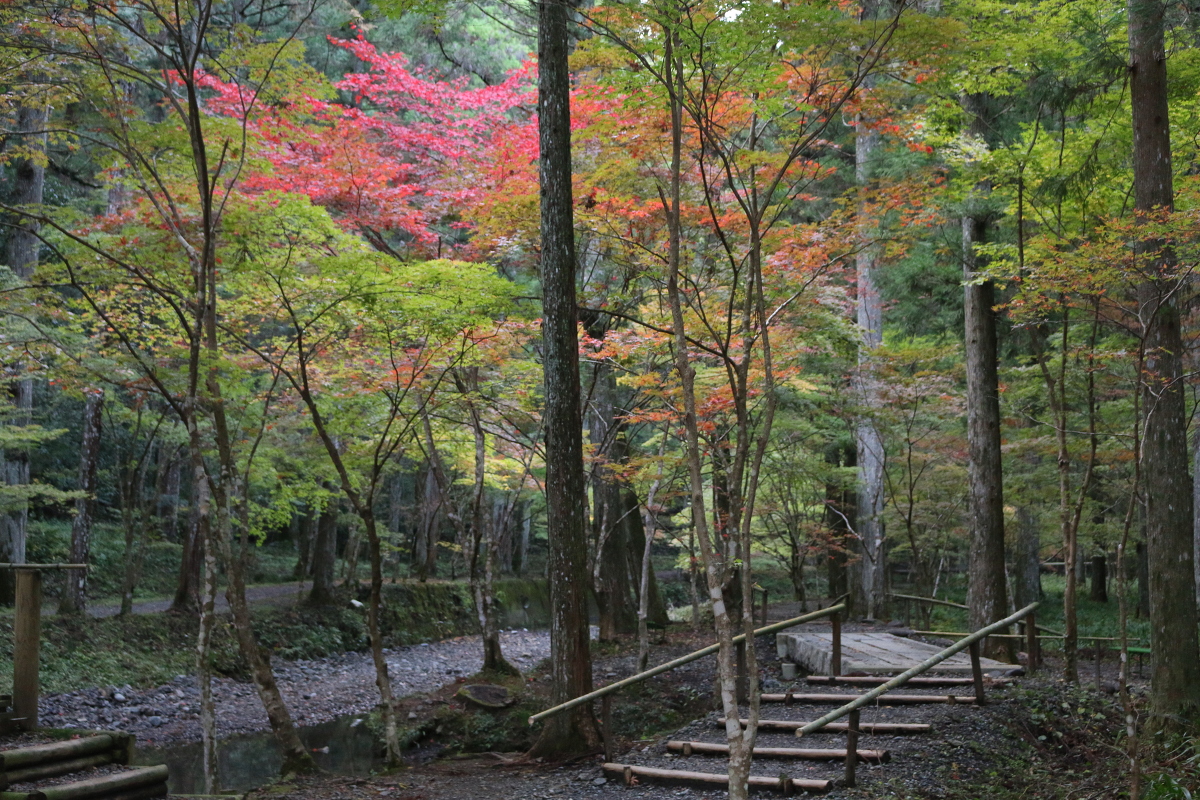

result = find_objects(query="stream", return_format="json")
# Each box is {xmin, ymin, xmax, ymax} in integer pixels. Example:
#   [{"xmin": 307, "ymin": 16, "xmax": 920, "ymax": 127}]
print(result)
[{"xmin": 134, "ymin": 714, "xmax": 385, "ymax": 794}]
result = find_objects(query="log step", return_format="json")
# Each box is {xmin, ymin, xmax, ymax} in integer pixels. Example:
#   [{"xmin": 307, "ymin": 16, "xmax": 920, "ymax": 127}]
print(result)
[
  {"xmin": 761, "ymin": 693, "xmax": 979, "ymax": 705},
  {"xmin": 667, "ymin": 740, "xmax": 889, "ymax": 763},
  {"xmin": 722, "ymin": 717, "xmax": 932, "ymax": 734},
  {"xmin": 0, "ymin": 764, "xmax": 168, "ymax": 800},
  {"xmin": 3, "ymin": 754, "xmax": 116, "ymax": 788},
  {"xmin": 602, "ymin": 763, "xmax": 830, "ymax": 794},
  {"xmin": 0, "ymin": 737, "xmax": 116, "ymax": 772},
  {"xmin": 806, "ymin": 675, "xmax": 995, "ymax": 687}
]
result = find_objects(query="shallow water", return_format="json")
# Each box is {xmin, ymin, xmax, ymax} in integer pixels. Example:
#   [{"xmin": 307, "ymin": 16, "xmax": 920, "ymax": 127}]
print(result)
[{"xmin": 135, "ymin": 714, "xmax": 383, "ymax": 793}]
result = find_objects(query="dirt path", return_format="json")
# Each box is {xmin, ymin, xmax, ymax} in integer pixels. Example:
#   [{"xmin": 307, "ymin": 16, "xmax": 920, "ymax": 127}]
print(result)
[{"xmin": 83, "ymin": 581, "xmax": 314, "ymax": 618}]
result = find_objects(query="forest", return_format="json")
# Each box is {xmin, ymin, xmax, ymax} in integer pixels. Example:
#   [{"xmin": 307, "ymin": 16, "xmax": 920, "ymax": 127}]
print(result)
[{"xmin": 0, "ymin": 0, "xmax": 1198, "ymax": 797}]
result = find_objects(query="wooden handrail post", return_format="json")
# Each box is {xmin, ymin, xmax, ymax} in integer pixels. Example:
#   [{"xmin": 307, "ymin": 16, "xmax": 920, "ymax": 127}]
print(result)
[
  {"xmin": 1094, "ymin": 638, "xmax": 1102, "ymax": 690},
  {"xmin": 736, "ymin": 638, "xmax": 749, "ymax": 705},
  {"xmin": 968, "ymin": 640, "xmax": 985, "ymax": 705},
  {"xmin": 602, "ymin": 694, "xmax": 613, "ymax": 763},
  {"xmin": 844, "ymin": 709, "xmax": 860, "ymax": 787},
  {"xmin": 762, "ymin": 589, "xmax": 769, "ymax": 626},
  {"xmin": 831, "ymin": 611, "xmax": 842, "ymax": 677},
  {"xmin": 14, "ymin": 569, "xmax": 42, "ymax": 731},
  {"xmin": 1026, "ymin": 610, "xmax": 1039, "ymax": 671}
]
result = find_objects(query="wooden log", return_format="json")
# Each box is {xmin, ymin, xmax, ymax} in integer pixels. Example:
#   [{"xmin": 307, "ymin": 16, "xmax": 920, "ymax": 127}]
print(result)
[
  {"xmin": 667, "ymin": 740, "xmax": 889, "ymax": 763},
  {"xmin": 844, "ymin": 709, "xmax": 860, "ymax": 787},
  {"xmin": 602, "ymin": 763, "xmax": 830, "ymax": 794},
  {"xmin": 13, "ymin": 571, "xmax": 41, "ymax": 732},
  {"xmin": 806, "ymin": 675, "xmax": 994, "ymax": 687},
  {"xmin": 968, "ymin": 641, "xmax": 986, "ymax": 705},
  {"xmin": 721, "ymin": 717, "xmax": 931, "ymax": 734},
  {"xmin": 21, "ymin": 765, "xmax": 170, "ymax": 800},
  {"xmin": 0, "ymin": 736, "xmax": 116, "ymax": 771},
  {"xmin": 0, "ymin": 565, "xmax": 88, "ymax": 571},
  {"xmin": 830, "ymin": 613, "xmax": 841, "ymax": 677},
  {"xmin": 3, "ymin": 754, "xmax": 115, "ymax": 787},
  {"xmin": 761, "ymin": 693, "xmax": 979, "ymax": 705}
]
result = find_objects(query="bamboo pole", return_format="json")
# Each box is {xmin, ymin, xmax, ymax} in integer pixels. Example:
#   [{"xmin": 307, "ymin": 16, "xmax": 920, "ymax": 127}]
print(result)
[
  {"xmin": 889, "ymin": 593, "xmax": 1061, "ymax": 636},
  {"xmin": 796, "ymin": 602, "xmax": 1039, "ymax": 737},
  {"xmin": 3, "ymin": 753, "xmax": 115, "ymax": 787},
  {"xmin": 666, "ymin": 740, "xmax": 889, "ymax": 763},
  {"xmin": 0, "ymin": 564, "xmax": 88, "ymax": 571},
  {"xmin": 528, "ymin": 604, "xmax": 847, "ymax": 725},
  {"xmin": 762, "ymin": 693, "xmax": 978, "ymax": 705},
  {"xmin": 723, "ymin": 717, "xmax": 931, "ymax": 734},
  {"xmin": 37, "ymin": 765, "xmax": 168, "ymax": 800},
  {"xmin": 602, "ymin": 763, "xmax": 831, "ymax": 794}
]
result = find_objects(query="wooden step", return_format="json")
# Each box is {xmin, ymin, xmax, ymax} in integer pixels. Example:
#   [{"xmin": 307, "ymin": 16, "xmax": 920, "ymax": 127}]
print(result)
[
  {"xmin": 805, "ymin": 675, "xmax": 995, "ymax": 688},
  {"xmin": 761, "ymin": 693, "xmax": 979, "ymax": 705},
  {"xmin": 602, "ymin": 762, "xmax": 830, "ymax": 794},
  {"xmin": 1, "ymin": 764, "xmax": 168, "ymax": 800},
  {"xmin": 667, "ymin": 740, "xmax": 889, "ymax": 763},
  {"xmin": 0, "ymin": 736, "xmax": 117, "ymax": 772},
  {"xmin": 721, "ymin": 717, "xmax": 932, "ymax": 734},
  {"xmin": 3, "ymin": 753, "xmax": 117, "ymax": 788}
]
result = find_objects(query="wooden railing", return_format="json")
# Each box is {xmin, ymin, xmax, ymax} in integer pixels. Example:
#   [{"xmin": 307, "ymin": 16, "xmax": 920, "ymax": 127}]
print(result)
[
  {"xmin": 794, "ymin": 602, "xmax": 1040, "ymax": 787},
  {"xmin": 529, "ymin": 601, "xmax": 848, "ymax": 760}
]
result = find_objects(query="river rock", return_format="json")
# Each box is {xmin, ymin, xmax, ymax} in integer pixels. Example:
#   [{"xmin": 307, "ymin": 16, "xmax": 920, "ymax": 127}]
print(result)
[{"xmin": 455, "ymin": 684, "xmax": 515, "ymax": 709}]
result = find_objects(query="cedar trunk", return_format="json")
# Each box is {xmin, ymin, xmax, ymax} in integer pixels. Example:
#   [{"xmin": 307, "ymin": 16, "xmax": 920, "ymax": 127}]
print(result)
[
  {"xmin": 1128, "ymin": 0, "xmax": 1200, "ymax": 728},
  {"xmin": 60, "ymin": 390, "xmax": 103, "ymax": 615},
  {"xmin": 308, "ymin": 498, "xmax": 337, "ymax": 605},
  {"xmin": 962, "ymin": 209, "xmax": 1014, "ymax": 662},
  {"xmin": 528, "ymin": 0, "xmax": 598, "ymax": 757}
]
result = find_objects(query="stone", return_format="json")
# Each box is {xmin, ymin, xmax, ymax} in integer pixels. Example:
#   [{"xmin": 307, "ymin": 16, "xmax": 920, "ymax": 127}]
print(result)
[
  {"xmin": 148, "ymin": 716, "xmax": 164, "ymax": 727},
  {"xmin": 456, "ymin": 684, "xmax": 515, "ymax": 709},
  {"xmin": 592, "ymin": 778, "xmax": 607, "ymax": 786}
]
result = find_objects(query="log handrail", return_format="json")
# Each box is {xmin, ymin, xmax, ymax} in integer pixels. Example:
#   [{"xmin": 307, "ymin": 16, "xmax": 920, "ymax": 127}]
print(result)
[
  {"xmin": 0, "ymin": 563, "xmax": 89, "ymax": 570},
  {"xmin": 796, "ymin": 602, "xmax": 1040, "ymax": 737},
  {"xmin": 888, "ymin": 592, "xmax": 1061, "ymax": 636},
  {"xmin": 528, "ymin": 602, "xmax": 847, "ymax": 726}
]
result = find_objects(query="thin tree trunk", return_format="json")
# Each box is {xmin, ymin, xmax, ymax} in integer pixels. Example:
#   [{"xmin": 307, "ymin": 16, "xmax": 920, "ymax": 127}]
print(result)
[
  {"xmin": 1012, "ymin": 506, "xmax": 1041, "ymax": 611},
  {"xmin": 157, "ymin": 442, "xmax": 182, "ymax": 542},
  {"xmin": 637, "ymin": 441, "xmax": 667, "ymax": 672},
  {"xmin": 528, "ymin": 0, "xmax": 598, "ymax": 757},
  {"xmin": 60, "ymin": 390, "xmax": 103, "ymax": 615},
  {"xmin": 1128, "ymin": 0, "xmax": 1200, "ymax": 727},
  {"xmin": 193, "ymin": 464, "xmax": 218, "ymax": 794}
]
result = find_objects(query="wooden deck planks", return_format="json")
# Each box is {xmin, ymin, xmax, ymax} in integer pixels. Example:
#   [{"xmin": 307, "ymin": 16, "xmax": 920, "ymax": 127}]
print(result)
[{"xmin": 776, "ymin": 631, "xmax": 1009, "ymax": 675}]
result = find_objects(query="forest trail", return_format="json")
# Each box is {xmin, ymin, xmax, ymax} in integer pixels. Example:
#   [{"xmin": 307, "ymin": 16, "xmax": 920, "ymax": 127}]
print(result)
[{"xmin": 36, "ymin": 581, "xmax": 314, "ymax": 619}]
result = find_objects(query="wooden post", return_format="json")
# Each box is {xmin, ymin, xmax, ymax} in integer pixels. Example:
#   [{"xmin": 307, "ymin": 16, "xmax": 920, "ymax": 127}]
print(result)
[
  {"xmin": 736, "ymin": 638, "xmax": 749, "ymax": 705},
  {"xmin": 844, "ymin": 709, "xmax": 860, "ymax": 787},
  {"xmin": 1094, "ymin": 638, "xmax": 1102, "ymax": 690},
  {"xmin": 762, "ymin": 589, "xmax": 769, "ymax": 626},
  {"xmin": 601, "ymin": 694, "xmax": 613, "ymax": 763},
  {"xmin": 831, "ymin": 611, "xmax": 842, "ymax": 677},
  {"xmin": 1026, "ymin": 610, "xmax": 1039, "ymax": 671},
  {"xmin": 968, "ymin": 640, "xmax": 985, "ymax": 705},
  {"xmin": 14, "ymin": 570, "xmax": 42, "ymax": 731}
]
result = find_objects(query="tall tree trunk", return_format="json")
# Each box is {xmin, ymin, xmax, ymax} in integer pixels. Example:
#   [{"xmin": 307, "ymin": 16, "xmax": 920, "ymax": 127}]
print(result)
[
  {"xmin": 961, "ymin": 97, "xmax": 1014, "ymax": 660},
  {"xmin": 292, "ymin": 504, "xmax": 315, "ymax": 581},
  {"xmin": 0, "ymin": 103, "xmax": 47, "ymax": 604},
  {"xmin": 854, "ymin": 71, "xmax": 886, "ymax": 622},
  {"xmin": 416, "ymin": 464, "xmax": 441, "ymax": 581},
  {"xmin": 308, "ymin": 497, "xmax": 337, "ymax": 605},
  {"xmin": 515, "ymin": 502, "xmax": 530, "ymax": 577},
  {"xmin": 60, "ymin": 390, "xmax": 103, "ymax": 615},
  {"xmin": 824, "ymin": 445, "xmax": 855, "ymax": 605},
  {"xmin": 1129, "ymin": 0, "xmax": 1200, "ymax": 727},
  {"xmin": 528, "ymin": 0, "xmax": 598, "ymax": 757},
  {"xmin": 625, "ymin": 490, "xmax": 669, "ymax": 628},
  {"xmin": 1090, "ymin": 553, "xmax": 1108, "ymax": 603}
]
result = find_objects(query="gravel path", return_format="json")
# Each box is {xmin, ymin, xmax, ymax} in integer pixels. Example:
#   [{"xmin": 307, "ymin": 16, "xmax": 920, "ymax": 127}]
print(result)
[{"xmin": 39, "ymin": 629, "xmax": 551, "ymax": 748}]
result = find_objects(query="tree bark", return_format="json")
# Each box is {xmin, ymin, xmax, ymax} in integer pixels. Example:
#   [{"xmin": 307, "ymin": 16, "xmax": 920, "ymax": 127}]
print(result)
[
  {"xmin": 308, "ymin": 497, "xmax": 337, "ymax": 605},
  {"xmin": 1128, "ymin": 0, "xmax": 1200, "ymax": 728},
  {"xmin": 961, "ymin": 101, "xmax": 1014, "ymax": 660},
  {"xmin": 60, "ymin": 390, "xmax": 103, "ymax": 615},
  {"xmin": 171, "ymin": 475, "xmax": 206, "ymax": 615},
  {"xmin": 854, "ymin": 72, "xmax": 886, "ymax": 622},
  {"xmin": 1090, "ymin": 553, "xmax": 1108, "ymax": 603},
  {"xmin": 528, "ymin": 0, "xmax": 598, "ymax": 757},
  {"xmin": 0, "ymin": 103, "xmax": 47, "ymax": 605},
  {"xmin": 156, "ymin": 442, "xmax": 182, "ymax": 543}
]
